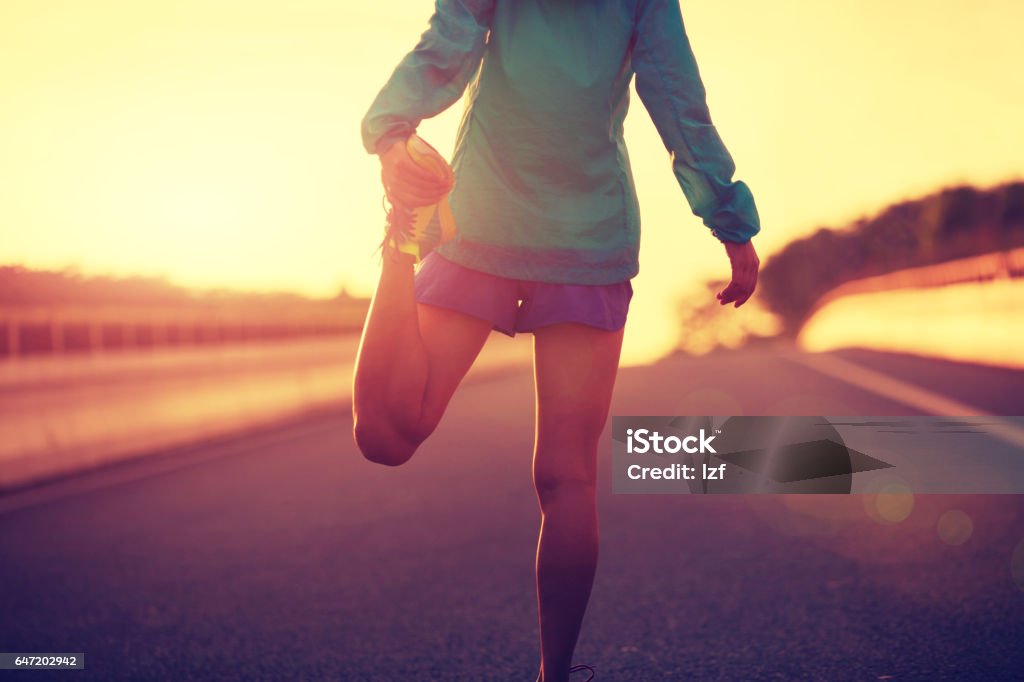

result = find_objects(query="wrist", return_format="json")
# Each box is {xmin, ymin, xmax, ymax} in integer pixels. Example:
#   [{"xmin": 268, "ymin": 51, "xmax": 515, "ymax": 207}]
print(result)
[
  {"xmin": 375, "ymin": 131, "xmax": 412, "ymax": 157},
  {"xmin": 722, "ymin": 238, "xmax": 752, "ymax": 249}
]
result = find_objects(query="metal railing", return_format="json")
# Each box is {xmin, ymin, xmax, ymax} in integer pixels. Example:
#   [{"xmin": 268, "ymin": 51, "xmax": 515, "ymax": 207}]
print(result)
[
  {"xmin": 0, "ymin": 299, "xmax": 369, "ymax": 360},
  {"xmin": 809, "ymin": 247, "xmax": 1024, "ymax": 314}
]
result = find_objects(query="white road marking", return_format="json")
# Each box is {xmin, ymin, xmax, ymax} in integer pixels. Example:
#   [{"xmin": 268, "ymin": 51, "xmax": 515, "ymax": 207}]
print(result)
[
  {"xmin": 0, "ymin": 415, "xmax": 342, "ymax": 516},
  {"xmin": 786, "ymin": 351, "xmax": 1024, "ymax": 450}
]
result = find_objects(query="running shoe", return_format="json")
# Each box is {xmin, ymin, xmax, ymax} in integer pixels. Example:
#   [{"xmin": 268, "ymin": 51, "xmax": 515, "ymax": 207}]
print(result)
[
  {"xmin": 534, "ymin": 664, "xmax": 596, "ymax": 681},
  {"xmin": 383, "ymin": 134, "xmax": 457, "ymax": 262},
  {"xmin": 569, "ymin": 664, "xmax": 596, "ymax": 681}
]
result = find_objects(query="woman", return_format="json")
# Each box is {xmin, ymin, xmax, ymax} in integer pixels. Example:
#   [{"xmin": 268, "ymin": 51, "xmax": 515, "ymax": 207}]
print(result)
[{"xmin": 353, "ymin": 1, "xmax": 760, "ymax": 679}]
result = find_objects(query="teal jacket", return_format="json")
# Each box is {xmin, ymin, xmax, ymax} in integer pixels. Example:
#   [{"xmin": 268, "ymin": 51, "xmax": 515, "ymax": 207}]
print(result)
[{"xmin": 362, "ymin": 0, "xmax": 760, "ymax": 285}]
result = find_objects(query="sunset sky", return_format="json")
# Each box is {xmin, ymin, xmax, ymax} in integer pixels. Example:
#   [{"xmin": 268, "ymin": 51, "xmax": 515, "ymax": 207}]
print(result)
[{"xmin": 2, "ymin": 1, "xmax": 1022, "ymax": 363}]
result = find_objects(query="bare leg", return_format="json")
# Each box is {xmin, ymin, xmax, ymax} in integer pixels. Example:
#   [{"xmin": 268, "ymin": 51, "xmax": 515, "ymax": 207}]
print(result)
[
  {"xmin": 352, "ymin": 251, "xmax": 492, "ymax": 465},
  {"xmin": 532, "ymin": 323, "xmax": 623, "ymax": 682}
]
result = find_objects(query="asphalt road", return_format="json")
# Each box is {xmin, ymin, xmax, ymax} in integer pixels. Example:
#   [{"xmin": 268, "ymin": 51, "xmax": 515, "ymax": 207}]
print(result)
[{"xmin": 1, "ymin": 348, "xmax": 1023, "ymax": 681}]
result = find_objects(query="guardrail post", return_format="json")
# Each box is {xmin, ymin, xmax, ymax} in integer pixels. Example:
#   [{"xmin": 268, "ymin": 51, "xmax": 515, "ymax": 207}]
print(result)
[
  {"xmin": 51, "ymin": 318, "xmax": 64, "ymax": 356},
  {"xmin": 152, "ymin": 320, "xmax": 166, "ymax": 348},
  {"xmin": 997, "ymin": 252, "xmax": 1010, "ymax": 280},
  {"xmin": 6, "ymin": 320, "xmax": 18, "ymax": 359},
  {"xmin": 88, "ymin": 321, "xmax": 102, "ymax": 355}
]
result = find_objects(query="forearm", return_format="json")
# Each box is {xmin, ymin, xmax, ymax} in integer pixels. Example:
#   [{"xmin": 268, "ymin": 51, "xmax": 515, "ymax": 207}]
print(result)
[
  {"xmin": 633, "ymin": 0, "xmax": 760, "ymax": 243},
  {"xmin": 361, "ymin": 0, "xmax": 494, "ymax": 155}
]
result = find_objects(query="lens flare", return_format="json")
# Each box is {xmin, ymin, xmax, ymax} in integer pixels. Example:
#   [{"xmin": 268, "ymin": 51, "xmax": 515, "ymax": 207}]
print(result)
[
  {"xmin": 1012, "ymin": 538, "xmax": 1024, "ymax": 592},
  {"xmin": 936, "ymin": 509, "xmax": 973, "ymax": 546},
  {"xmin": 863, "ymin": 478, "xmax": 914, "ymax": 524}
]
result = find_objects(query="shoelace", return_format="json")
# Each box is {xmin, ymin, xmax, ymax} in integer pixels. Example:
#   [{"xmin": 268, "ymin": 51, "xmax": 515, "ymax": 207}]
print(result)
[
  {"xmin": 380, "ymin": 194, "xmax": 414, "ymax": 259},
  {"xmin": 535, "ymin": 664, "xmax": 596, "ymax": 682},
  {"xmin": 569, "ymin": 664, "xmax": 595, "ymax": 682}
]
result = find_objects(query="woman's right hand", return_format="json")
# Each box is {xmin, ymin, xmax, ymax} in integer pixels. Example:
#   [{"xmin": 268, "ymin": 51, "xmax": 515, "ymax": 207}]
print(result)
[
  {"xmin": 379, "ymin": 137, "xmax": 453, "ymax": 208},
  {"xmin": 716, "ymin": 240, "xmax": 760, "ymax": 308}
]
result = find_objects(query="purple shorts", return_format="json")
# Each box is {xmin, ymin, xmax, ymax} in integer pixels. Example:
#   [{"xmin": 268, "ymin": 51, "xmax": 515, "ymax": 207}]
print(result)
[{"xmin": 414, "ymin": 253, "xmax": 632, "ymax": 337}]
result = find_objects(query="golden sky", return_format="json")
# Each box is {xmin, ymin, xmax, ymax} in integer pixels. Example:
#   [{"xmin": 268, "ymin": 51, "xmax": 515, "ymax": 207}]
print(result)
[{"xmin": 2, "ymin": 1, "xmax": 1022, "ymax": 363}]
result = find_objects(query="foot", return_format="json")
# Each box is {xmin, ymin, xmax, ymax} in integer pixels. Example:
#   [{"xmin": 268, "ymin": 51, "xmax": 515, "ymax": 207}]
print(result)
[
  {"xmin": 382, "ymin": 135, "xmax": 456, "ymax": 263},
  {"xmin": 569, "ymin": 664, "xmax": 596, "ymax": 681},
  {"xmin": 535, "ymin": 664, "xmax": 596, "ymax": 682}
]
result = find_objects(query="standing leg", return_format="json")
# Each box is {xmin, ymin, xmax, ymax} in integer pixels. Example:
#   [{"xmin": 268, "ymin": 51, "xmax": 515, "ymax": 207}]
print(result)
[
  {"xmin": 352, "ymin": 251, "xmax": 492, "ymax": 465},
  {"xmin": 532, "ymin": 323, "xmax": 623, "ymax": 682}
]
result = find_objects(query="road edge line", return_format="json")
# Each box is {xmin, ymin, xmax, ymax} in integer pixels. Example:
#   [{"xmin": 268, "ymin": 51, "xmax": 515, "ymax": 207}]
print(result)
[{"xmin": 783, "ymin": 351, "xmax": 1024, "ymax": 450}]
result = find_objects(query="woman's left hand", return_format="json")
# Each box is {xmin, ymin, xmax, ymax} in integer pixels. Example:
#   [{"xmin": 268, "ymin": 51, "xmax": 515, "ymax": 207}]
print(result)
[{"xmin": 378, "ymin": 138, "xmax": 453, "ymax": 208}]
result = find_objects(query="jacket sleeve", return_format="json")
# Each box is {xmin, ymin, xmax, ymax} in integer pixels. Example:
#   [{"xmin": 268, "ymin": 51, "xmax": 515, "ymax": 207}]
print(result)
[
  {"xmin": 632, "ymin": 0, "xmax": 760, "ymax": 243},
  {"xmin": 361, "ymin": 0, "xmax": 495, "ymax": 155}
]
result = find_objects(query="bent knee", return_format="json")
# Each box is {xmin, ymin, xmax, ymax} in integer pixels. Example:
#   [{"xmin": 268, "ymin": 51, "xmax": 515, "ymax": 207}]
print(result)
[{"xmin": 353, "ymin": 420, "xmax": 416, "ymax": 467}]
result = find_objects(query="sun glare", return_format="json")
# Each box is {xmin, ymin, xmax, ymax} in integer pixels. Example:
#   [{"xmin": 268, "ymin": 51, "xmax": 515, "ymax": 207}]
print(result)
[{"xmin": 1, "ymin": 1, "xmax": 1023, "ymax": 364}]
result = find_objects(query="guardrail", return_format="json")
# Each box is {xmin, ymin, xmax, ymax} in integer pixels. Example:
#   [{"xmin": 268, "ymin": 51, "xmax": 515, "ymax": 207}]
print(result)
[
  {"xmin": 797, "ymin": 247, "xmax": 1024, "ymax": 368},
  {"xmin": 0, "ymin": 299, "xmax": 369, "ymax": 360},
  {"xmin": 809, "ymin": 247, "xmax": 1024, "ymax": 313}
]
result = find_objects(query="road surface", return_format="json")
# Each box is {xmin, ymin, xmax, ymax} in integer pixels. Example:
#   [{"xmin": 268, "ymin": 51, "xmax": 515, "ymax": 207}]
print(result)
[
  {"xmin": 0, "ymin": 333, "xmax": 529, "ymax": 489},
  {"xmin": 1, "ymin": 347, "xmax": 1023, "ymax": 681}
]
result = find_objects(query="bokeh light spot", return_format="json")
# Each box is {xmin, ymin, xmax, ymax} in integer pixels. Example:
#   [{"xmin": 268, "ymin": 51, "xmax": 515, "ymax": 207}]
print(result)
[
  {"xmin": 1012, "ymin": 538, "xmax": 1024, "ymax": 592},
  {"xmin": 936, "ymin": 509, "xmax": 973, "ymax": 545},
  {"xmin": 863, "ymin": 479, "xmax": 914, "ymax": 525}
]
